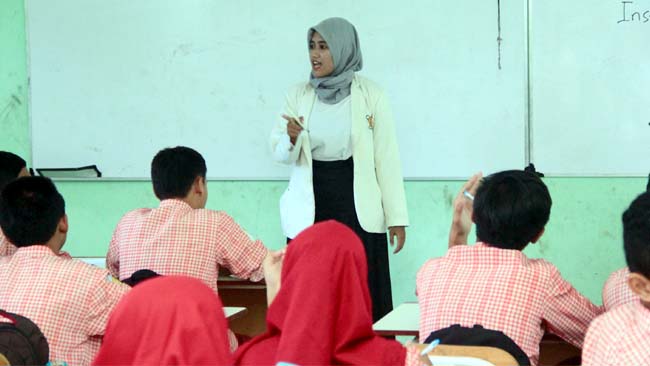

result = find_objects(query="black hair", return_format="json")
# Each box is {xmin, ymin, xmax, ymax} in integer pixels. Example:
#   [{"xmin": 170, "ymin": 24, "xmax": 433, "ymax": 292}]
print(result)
[
  {"xmin": 473, "ymin": 170, "xmax": 552, "ymax": 250},
  {"xmin": 151, "ymin": 146, "xmax": 207, "ymax": 200},
  {"xmin": 0, "ymin": 151, "xmax": 27, "ymax": 192},
  {"xmin": 623, "ymin": 192, "xmax": 650, "ymax": 278},
  {"xmin": 0, "ymin": 176, "xmax": 65, "ymax": 247}
]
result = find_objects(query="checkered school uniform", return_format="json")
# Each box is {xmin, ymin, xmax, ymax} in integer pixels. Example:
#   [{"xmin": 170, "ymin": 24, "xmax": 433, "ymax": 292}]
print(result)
[
  {"xmin": 582, "ymin": 300, "xmax": 650, "ymax": 365},
  {"xmin": 416, "ymin": 243, "xmax": 602, "ymax": 366},
  {"xmin": 1, "ymin": 233, "xmax": 72, "ymax": 258},
  {"xmin": 602, "ymin": 267, "xmax": 637, "ymax": 311},
  {"xmin": 0, "ymin": 232, "xmax": 72, "ymax": 259},
  {"xmin": 107, "ymin": 199, "xmax": 268, "ymax": 291},
  {"xmin": 0, "ymin": 233, "xmax": 17, "ymax": 256},
  {"xmin": 404, "ymin": 345, "xmax": 425, "ymax": 366},
  {"xmin": 0, "ymin": 246, "xmax": 129, "ymax": 365}
]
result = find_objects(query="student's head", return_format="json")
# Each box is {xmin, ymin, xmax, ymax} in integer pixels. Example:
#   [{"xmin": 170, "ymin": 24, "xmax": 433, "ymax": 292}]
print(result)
[
  {"xmin": 0, "ymin": 151, "xmax": 29, "ymax": 192},
  {"xmin": 234, "ymin": 221, "xmax": 406, "ymax": 366},
  {"xmin": 473, "ymin": 170, "xmax": 552, "ymax": 250},
  {"xmin": 93, "ymin": 276, "xmax": 232, "ymax": 366},
  {"xmin": 151, "ymin": 146, "xmax": 207, "ymax": 208},
  {"xmin": 622, "ymin": 192, "xmax": 650, "ymax": 302},
  {"xmin": 0, "ymin": 176, "xmax": 67, "ymax": 250}
]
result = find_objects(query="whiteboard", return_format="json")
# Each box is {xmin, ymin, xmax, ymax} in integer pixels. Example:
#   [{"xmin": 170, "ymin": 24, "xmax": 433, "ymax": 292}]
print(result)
[
  {"xmin": 26, "ymin": 0, "xmax": 527, "ymax": 179},
  {"xmin": 529, "ymin": 0, "xmax": 650, "ymax": 176}
]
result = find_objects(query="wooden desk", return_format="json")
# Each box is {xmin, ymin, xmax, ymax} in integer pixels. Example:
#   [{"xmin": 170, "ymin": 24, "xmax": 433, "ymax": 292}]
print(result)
[
  {"xmin": 373, "ymin": 302, "xmax": 419, "ymax": 337},
  {"xmin": 373, "ymin": 303, "xmax": 581, "ymax": 366},
  {"xmin": 77, "ymin": 258, "xmax": 267, "ymax": 336},
  {"xmin": 218, "ymin": 275, "xmax": 267, "ymax": 337}
]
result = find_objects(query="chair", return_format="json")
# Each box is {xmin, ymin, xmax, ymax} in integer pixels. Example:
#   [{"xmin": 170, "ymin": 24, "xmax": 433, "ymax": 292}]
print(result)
[
  {"xmin": 423, "ymin": 324, "xmax": 530, "ymax": 365},
  {"xmin": 422, "ymin": 344, "xmax": 519, "ymax": 366},
  {"xmin": 0, "ymin": 354, "xmax": 10, "ymax": 366}
]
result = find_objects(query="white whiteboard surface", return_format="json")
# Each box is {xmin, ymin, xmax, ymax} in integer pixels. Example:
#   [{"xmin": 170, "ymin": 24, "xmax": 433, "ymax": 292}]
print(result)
[
  {"xmin": 26, "ymin": 0, "xmax": 527, "ymax": 179},
  {"xmin": 530, "ymin": 0, "xmax": 650, "ymax": 176}
]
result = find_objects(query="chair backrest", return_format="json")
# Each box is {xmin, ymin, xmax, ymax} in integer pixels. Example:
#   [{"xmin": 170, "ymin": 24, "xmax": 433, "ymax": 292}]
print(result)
[
  {"xmin": 0, "ymin": 353, "xmax": 11, "ymax": 366},
  {"xmin": 0, "ymin": 310, "xmax": 49, "ymax": 365},
  {"xmin": 122, "ymin": 269, "xmax": 161, "ymax": 287},
  {"xmin": 423, "ymin": 324, "xmax": 530, "ymax": 365},
  {"xmin": 427, "ymin": 344, "xmax": 519, "ymax": 366}
]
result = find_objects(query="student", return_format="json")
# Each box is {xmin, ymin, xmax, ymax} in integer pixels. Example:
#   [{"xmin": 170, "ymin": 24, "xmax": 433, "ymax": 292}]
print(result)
[
  {"xmin": 582, "ymin": 192, "xmax": 650, "ymax": 365},
  {"xmin": 234, "ymin": 221, "xmax": 421, "ymax": 366},
  {"xmin": 93, "ymin": 276, "xmax": 232, "ymax": 366},
  {"xmin": 0, "ymin": 151, "xmax": 30, "ymax": 257},
  {"xmin": 107, "ymin": 146, "xmax": 270, "ymax": 290},
  {"xmin": 0, "ymin": 151, "xmax": 29, "ymax": 190},
  {"xmin": 0, "ymin": 176, "xmax": 129, "ymax": 365},
  {"xmin": 416, "ymin": 171, "xmax": 601, "ymax": 366},
  {"xmin": 601, "ymin": 182, "xmax": 650, "ymax": 311},
  {"xmin": 106, "ymin": 146, "xmax": 273, "ymax": 349},
  {"xmin": 602, "ymin": 266, "xmax": 636, "ymax": 310}
]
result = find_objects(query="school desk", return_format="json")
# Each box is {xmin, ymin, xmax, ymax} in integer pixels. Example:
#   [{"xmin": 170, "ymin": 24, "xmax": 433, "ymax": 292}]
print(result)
[
  {"xmin": 218, "ymin": 270, "xmax": 268, "ymax": 337},
  {"xmin": 373, "ymin": 302, "xmax": 581, "ymax": 366},
  {"xmin": 77, "ymin": 258, "xmax": 250, "ymax": 321}
]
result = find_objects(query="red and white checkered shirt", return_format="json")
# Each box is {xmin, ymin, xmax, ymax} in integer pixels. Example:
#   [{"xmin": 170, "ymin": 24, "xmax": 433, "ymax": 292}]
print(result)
[
  {"xmin": 602, "ymin": 267, "xmax": 636, "ymax": 311},
  {"xmin": 404, "ymin": 345, "xmax": 424, "ymax": 366},
  {"xmin": 1, "ymin": 233, "xmax": 72, "ymax": 258},
  {"xmin": 416, "ymin": 243, "xmax": 602, "ymax": 366},
  {"xmin": 0, "ymin": 232, "xmax": 17, "ymax": 256},
  {"xmin": 582, "ymin": 300, "xmax": 650, "ymax": 365},
  {"xmin": 106, "ymin": 199, "xmax": 268, "ymax": 292},
  {"xmin": 0, "ymin": 245, "xmax": 129, "ymax": 366}
]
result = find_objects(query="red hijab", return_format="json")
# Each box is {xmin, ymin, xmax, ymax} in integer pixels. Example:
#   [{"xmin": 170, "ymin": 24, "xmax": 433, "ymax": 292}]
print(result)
[
  {"xmin": 234, "ymin": 220, "xmax": 406, "ymax": 365},
  {"xmin": 93, "ymin": 276, "xmax": 232, "ymax": 366}
]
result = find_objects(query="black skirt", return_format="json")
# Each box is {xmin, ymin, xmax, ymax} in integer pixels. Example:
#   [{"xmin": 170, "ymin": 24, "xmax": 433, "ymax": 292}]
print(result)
[{"xmin": 311, "ymin": 157, "xmax": 393, "ymax": 322}]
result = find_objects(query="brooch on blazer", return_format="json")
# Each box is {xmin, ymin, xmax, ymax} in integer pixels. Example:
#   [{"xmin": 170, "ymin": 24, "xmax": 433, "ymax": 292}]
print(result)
[{"xmin": 366, "ymin": 114, "xmax": 375, "ymax": 130}]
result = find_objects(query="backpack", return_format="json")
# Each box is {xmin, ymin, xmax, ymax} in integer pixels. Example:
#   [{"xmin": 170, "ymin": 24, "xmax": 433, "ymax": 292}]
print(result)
[
  {"xmin": 122, "ymin": 269, "xmax": 161, "ymax": 287},
  {"xmin": 423, "ymin": 324, "xmax": 531, "ymax": 366},
  {"xmin": 0, "ymin": 310, "xmax": 49, "ymax": 365}
]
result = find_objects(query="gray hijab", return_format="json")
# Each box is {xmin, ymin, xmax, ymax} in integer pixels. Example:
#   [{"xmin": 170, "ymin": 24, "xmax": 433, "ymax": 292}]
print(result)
[{"xmin": 308, "ymin": 18, "xmax": 363, "ymax": 104}]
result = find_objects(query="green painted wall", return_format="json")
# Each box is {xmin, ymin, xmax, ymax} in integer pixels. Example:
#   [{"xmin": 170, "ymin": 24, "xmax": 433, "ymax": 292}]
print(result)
[
  {"xmin": 1, "ymin": 0, "xmax": 29, "ymax": 158},
  {"xmin": 1, "ymin": 0, "xmax": 644, "ymax": 307}
]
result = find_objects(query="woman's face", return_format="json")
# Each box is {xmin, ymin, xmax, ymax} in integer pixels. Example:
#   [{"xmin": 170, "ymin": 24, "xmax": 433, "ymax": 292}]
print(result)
[{"xmin": 309, "ymin": 32, "xmax": 334, "ymax": 78}]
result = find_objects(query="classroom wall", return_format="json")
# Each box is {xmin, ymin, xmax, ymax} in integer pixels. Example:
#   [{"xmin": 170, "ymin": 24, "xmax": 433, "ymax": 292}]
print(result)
[{"xmin": 1, "ymin": 0, "xmax": 644, "ymax": 306}]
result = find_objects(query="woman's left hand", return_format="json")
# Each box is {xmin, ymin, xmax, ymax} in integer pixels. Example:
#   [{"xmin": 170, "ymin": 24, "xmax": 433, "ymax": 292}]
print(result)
[{"xmin": 388, "ymin": 226, "xmax": 406, "ymax": 254}]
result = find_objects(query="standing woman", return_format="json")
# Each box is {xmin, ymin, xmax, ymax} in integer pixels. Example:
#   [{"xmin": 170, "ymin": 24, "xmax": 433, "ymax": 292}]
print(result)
[{"xmin": 270, "ymin": 17, "xmax": 409, "ymax": 321}]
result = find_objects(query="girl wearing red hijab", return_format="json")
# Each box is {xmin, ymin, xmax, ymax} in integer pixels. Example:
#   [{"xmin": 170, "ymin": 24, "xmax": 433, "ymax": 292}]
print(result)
[
  {"xmin": 93, "ymin": 276, "xmax": 232, "ymax": 366},
  {"xmin": 235, "ymin": 220, "xmax": 416, "ymax": 365}
]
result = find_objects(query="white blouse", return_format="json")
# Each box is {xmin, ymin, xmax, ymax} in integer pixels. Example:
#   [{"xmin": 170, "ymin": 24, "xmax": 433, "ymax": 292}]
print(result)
[{"xmin": 308, "ymin": 96, "xmax": 353, "ymax": 161}]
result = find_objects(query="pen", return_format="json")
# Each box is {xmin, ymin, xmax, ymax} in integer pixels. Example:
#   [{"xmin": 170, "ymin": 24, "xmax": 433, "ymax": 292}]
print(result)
[
  {"xmin": 284, "ymin": 114, "xmax": 308, "ymax": 132},
  {"xmin": 293, "ymin": 118, "xmax": 306, "ymax": 131},
  {"xmin": 420, "ymin": 339, "xmax": 440, "ymax": 356},
  {"xmin": 463, "ymin": 190, "xmax": 475, "ymax": 201}
]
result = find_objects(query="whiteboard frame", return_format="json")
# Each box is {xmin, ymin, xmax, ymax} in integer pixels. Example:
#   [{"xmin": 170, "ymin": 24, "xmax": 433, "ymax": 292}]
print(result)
[{"xmin": 25, "ymin": 0, "xmax": 643, "ymax": 180}]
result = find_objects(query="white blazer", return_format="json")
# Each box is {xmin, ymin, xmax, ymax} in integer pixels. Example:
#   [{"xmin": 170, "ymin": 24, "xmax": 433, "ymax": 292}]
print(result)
[{"xmin": 270, "ymin": 75, "xmax": 409, "ymax": 239}]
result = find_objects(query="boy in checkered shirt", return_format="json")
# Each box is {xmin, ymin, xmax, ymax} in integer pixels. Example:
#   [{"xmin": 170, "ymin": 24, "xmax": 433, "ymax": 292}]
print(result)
[
  {"xmin": 106, "ymin": 146, "xmax": 272, "ymax": 292},
  {"xmin": 416, "ymin": 171, "xmax": 601, "ymax": 366},
  {"xmin": 582, "ymin": 191, "xmax": 650, "ymax": 365},
  {"xmin": 0, "ymin": 177, "xmax": 129, "ymax": 365},
  {"xmin": 106, "ymin": 146, "xmax": 280, "ymax": 350}
]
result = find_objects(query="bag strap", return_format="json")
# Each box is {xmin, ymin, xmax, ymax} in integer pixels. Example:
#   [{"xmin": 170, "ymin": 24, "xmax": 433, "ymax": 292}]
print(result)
[{"xmin": 0, "ymin": 310, "xmax": 17, "ymax": 325}]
